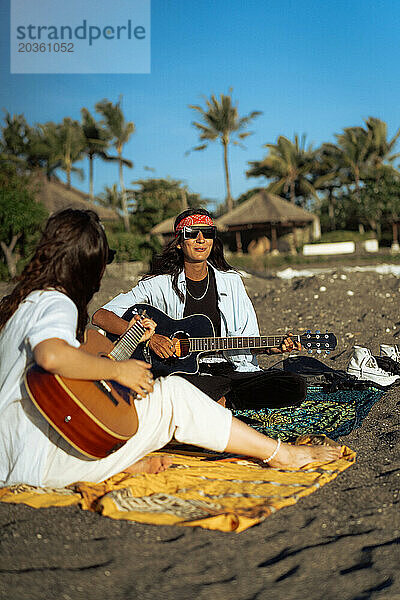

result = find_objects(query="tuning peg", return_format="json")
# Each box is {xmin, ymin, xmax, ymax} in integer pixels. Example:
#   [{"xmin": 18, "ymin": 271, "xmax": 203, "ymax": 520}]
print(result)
[
  {"xmin": 306, "ymin": 329, "xmax": 311, "ymax": 334},
  {"xmin": 316, "ymin": 329, "xmax": 321, "ymax": 334},
  {"xmin": 325, "ymin": 350, "xmax": 330, "ymax": 355},
  {"xmin": 308, "ymin": 349, "xmax": 313, "ymax": 354},
  {"xmin": 317, "ymin": 349, "xmax": 322, "ymax": 354}
]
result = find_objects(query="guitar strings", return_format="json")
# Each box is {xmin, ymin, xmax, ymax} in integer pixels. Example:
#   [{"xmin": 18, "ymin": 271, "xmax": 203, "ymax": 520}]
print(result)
[
  {"xmin": 110, "ymin": 321, "xmax": 147, "ymax": 361},
  {"xmin": 188, "ymin": 335, "xmax": 302, "ymax": 352}
]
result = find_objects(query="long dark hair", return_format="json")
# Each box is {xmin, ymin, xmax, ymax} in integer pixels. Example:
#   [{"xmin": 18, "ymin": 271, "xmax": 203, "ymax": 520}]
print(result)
[
  {"xmin": 0, "ymin": 209, "xmax": 109, "ymax": 341},
  {"xmin": 145, "ymin": 208, "xmax": 235, "ymax": 302}
]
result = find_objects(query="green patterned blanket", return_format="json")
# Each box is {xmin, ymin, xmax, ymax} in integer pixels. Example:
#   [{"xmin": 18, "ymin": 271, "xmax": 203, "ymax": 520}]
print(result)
[{"xmin": 233, "ymin": 386, "xmax": 385, "ymax": 442}]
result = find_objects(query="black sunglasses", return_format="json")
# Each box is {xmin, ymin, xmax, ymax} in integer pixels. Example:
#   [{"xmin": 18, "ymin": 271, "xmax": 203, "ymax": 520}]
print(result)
[{"xmin": 182, "ymin": 226, "xmax": 217, "ymax": 240}]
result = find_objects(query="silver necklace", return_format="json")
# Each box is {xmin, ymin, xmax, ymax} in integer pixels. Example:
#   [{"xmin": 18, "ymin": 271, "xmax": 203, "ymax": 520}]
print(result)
[{"xmin": 186, "ymin": 270, "xmax": 210, "ymax": 301}]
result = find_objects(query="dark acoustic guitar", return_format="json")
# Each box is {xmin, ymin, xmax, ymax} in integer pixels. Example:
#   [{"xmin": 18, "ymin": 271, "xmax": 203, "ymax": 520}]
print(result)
[
  {"xmin": 109, "ymin": 303, "xmax": 338, "ymax": 377},
  {"xmin": 24, "ymin": 315, "xmax": 147, "ymax": 460}
]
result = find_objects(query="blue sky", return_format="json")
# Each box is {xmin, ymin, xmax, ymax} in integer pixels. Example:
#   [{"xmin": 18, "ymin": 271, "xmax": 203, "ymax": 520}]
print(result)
[{"xmin": 1, "ymin": 0, "xmax": 400, "ymax": 209}]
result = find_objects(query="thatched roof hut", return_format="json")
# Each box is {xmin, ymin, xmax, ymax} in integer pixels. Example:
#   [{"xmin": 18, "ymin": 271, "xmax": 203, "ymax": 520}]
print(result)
[
  {"xmin": 35, "ymin": 176, "xmax": 117, "ymax": 221},
  {"xmin": 150, "ymin": 190, "xmax": 320, "ymax": 253},
  {"xmin": 215, "ymin": 190, "xmax": 320, "ymax": 253}
]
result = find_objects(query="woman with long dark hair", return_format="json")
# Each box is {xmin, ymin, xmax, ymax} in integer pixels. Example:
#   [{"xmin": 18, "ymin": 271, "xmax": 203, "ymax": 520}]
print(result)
[
  {"xmin": 0, "ymin": 209, "xmax": 341, "ymax": 488},
  {"xmin": 146, "ymin": 208, "xmax": 234, "ymax": 302}
]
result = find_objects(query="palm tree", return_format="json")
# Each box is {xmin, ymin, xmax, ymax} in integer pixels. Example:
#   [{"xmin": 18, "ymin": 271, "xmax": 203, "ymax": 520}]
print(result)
[
  {"xmin": 41, "ymin": 118, "xmax": 84, "ymax": 188},
  {"xmin": 324, "ymin": 126, "xmax": 372, "ymax": 198},
  {"xmin": 98, "ymin": 183, "xmax": 121, "ymax": 210},
  {"xmin": 189, "ymin": 91, "xmax": 262, "ymax": 211},
  {"xmin": 95, "ymin": 97, "xmax": 134, "ymax": 231},
  {"xmin": 364, "ymin": 116, "xmax": 400, "ymax": 174},
  {"xmin": 247, "ymin": 134, "xmax": 318, "ymax": 206},
  {"xmin": 311, "ymin": 143, "xmax": 345, "ymax": 230},
  {"xmin": 0, "ymin": 112, "xmax": 30, "ymax": 164},
  {"xmin": 321, "ymin": 125, "xmax": 378, "ymax": 233},
  {"xmin": 81, "ymin": 108, "xmax": 113, "ymax": 202}
]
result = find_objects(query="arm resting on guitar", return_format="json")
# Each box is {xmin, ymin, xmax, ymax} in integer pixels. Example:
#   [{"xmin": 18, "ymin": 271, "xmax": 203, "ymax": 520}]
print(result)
[
  {"xmin": 33, "ymin": 338, "xmax": 154, "ymax": 397},
  {"xmin": 92, "ymin": 308, "xmax": 131, "ymax": 336}
]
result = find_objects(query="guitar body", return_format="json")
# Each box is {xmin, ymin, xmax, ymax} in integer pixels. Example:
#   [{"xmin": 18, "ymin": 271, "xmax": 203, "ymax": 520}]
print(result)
[
  {"xmin": 109, "ymin": 304, "xmax": 338, "ymax": 377},
  {"xmin": 24, "ymin": 329, "xmax": 138, "ymax": 459},
  {"xmin": 118, "ymin": 304, "xmax": 215, "ymax": 376}
]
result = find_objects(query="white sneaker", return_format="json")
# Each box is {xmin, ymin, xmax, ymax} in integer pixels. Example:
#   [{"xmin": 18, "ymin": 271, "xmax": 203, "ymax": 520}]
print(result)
[
  {"xmin": 347, "ymin": 346, "xmax": 400, "ymax": 387},
  {"xmin": 380, "ymin": 344, "xmax": 400, "ymax": 362}
]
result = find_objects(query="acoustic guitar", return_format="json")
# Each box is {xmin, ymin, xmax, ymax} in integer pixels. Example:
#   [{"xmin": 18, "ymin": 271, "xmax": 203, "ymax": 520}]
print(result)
[
  {"xmin": 110, "ymin": 303, "xmax": 338, "ymax": 377},
  {"xmin": 24, "ymin": 315, "xmax": 147, "ymax": 459}
]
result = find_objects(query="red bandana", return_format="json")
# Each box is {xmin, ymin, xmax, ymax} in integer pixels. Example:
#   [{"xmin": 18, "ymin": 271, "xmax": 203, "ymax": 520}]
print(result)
[{"xmin": 175, "ymin": 214, "xmax": 214, "ymax": 235}]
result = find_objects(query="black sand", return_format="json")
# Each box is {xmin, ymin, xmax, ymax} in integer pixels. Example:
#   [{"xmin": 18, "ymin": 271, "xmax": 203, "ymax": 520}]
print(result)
[{"xmin": 1, "ymin": 264, "xmax": 399, "ymax": 600}]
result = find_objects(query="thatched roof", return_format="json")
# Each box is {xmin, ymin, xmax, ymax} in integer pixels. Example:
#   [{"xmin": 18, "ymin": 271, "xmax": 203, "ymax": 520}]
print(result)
[
  {"xmin": 150, "ymin": 190, "xmax": 318, "ymax": 237},
  {"xmin": 35, "ymin": 176, "xmax": 117, "ymax": 221},
  {"xmin": 151, "ymin": 216, "xmax": 175, "ymax": 235},
  {"xmin": 215, "ymin": 190, "xmax": 317, "ymax": 230}
]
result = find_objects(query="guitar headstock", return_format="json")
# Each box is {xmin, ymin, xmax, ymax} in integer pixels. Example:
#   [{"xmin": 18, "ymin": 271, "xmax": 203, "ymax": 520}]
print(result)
[{"xmin": 299, "ymin": 330, "xmax": 337, "ymax": 354}]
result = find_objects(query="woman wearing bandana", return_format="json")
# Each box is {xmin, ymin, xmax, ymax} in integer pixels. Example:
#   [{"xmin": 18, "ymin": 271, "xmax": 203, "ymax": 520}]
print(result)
[{"xmin": 93, "ymin": 209, "xmax": 306, "ymax": 412}]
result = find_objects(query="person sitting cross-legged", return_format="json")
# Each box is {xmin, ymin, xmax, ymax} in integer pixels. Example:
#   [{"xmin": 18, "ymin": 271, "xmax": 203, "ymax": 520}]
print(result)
[{"xmin": 93, "ymin": 208, "xmax": 306, "ymax": 412}]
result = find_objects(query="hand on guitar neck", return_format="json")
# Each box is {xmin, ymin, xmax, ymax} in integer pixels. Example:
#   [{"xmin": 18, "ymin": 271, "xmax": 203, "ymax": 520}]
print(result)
[
  {"xmin": 148, "ymin": 332, "xmax": 301, "ymax": 359},
  {"xmin": 253, "ymin": 332, "xmax": 301, "ymax": 356},
  {"xmin": 126, "ymin": 314, "xmax": 157, "ymax": 344}
]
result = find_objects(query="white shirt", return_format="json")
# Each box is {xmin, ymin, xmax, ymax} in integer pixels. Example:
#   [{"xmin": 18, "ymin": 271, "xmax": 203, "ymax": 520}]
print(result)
[
  {"xmin": 102, "ymin": 265, "xmax": 260, "ymax": 372},
  {"xmin": 0, "ymin": 290, "xmax": 80, "ymax": 487}
]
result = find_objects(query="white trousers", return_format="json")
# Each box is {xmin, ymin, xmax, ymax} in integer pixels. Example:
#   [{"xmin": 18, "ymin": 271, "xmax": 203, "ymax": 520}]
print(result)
[{"xmin": 43, "ymin": 375, "xmax": 232, "ymax": 487}]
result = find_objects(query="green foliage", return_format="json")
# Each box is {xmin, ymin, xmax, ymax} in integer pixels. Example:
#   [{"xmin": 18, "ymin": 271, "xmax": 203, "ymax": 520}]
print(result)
[
  {"xmin": 40, "ymin": 118, "xmax": 84, "ymax": 186},
  {"xmin": 97, "ymin": 183, "xmax": 121, "ymax": 210},
  {"xmin": 189, "ymin": 91, "xmax": 262, "ymax": 149},
  {"xmin": 95, "ymin": 96, "xmax": 135, "ymax": 231},
  {"xmin": 358, "ymin": 172, "xmax": 400, "ymax": 238},
  {"xmin": 0, "ymin": 164, "xmax": 48, "ymax": 279},
  {"xmin": 105, "ymin": 231, "xmax": 161, "ymax": 263},
  {"xmin": 81, "ymin": 108, "xmax": 112, "ymax": 157},
  {"xmin": 128, "ymin": 178, "xmax": 208, "ymax": 234},
  {"xmin": 95, "ymin": 97, "xmax": 135, "ymax": 151},
  {"xmin": 313, "ymin": 230, "xmax": 376, "ymax": 243},
  {"xmin": 315, "ymin": 171, "xmax": 400, "ymax": 239},
  {"xmin": 235, "ymin": 187, "xmax": 263, "ymax": 206},
  {"xmin": 228, "ymin": 249, "xmax": 400, "ymax": 272},
  {"xmin": 247, "ymin": 134, "xmax": 318, "ymax": 206},
  {"xmin": 3, "ymin": 105, "xmax": 400, "ymax": 248}
]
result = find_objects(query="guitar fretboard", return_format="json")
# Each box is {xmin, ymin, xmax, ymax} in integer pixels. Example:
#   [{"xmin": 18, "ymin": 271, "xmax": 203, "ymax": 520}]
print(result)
[
  {"xmin": 189, "ymin": 335, "xmax": 301, "ymax": 353},
  {"xmin": 110, "ymin": 321, "xmax": 146, "ymax": 361}
]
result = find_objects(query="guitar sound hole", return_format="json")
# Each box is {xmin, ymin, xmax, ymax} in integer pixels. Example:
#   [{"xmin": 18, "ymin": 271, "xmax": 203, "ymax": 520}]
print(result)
[{"xmin": 174, "ymin": 333, "xmax": 190, "ymax": 358}]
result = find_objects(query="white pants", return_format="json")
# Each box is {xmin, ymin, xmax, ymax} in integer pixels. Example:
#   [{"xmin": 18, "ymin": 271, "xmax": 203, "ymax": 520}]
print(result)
[{"xmin": 43, "ymin": 376, "xmax": 232, "ymax": 487}]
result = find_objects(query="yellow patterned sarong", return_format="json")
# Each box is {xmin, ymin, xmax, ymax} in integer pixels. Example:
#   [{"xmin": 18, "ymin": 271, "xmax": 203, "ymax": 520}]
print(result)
[{"xmin": 0, "ymin": 437, "xmax": 355, "ymax": 533}]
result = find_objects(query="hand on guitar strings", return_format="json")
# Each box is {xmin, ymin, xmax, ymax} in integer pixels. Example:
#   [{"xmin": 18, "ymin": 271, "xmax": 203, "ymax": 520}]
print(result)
[
  {"xmin": 115, "ymin": 358, "xmax": 155, "ymax": 397},
  {"xmin": 149, "ymin": 334, "xmax": 177, "ymax": 359},
  {"xmin": 128, "ymin": 315, "xmax": 157, "ymax": 343},
  {"xmin": 267, "ymin": 333, "xmax": 302, "ymax": 355}
]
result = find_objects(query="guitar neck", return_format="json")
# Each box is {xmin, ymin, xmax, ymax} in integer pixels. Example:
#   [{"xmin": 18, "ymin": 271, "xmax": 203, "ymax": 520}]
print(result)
[
  {"xmin": 109, "ymin": 321, "xmax": 146, "ymax": 361},
  {"xmin": 189, "ymin": 334, "xmax": 301, "ymax": 353}
]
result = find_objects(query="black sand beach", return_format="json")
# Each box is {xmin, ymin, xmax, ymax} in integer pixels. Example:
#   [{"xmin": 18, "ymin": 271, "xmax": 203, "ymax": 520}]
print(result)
[{"xmin": 1, "ymin": 263, "xmax": 399, "ymax": 600}]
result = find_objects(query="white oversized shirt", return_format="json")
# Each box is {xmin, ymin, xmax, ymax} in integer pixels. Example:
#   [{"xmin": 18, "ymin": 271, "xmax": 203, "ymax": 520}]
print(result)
[
  {"xmin": 0, "ymin": 290, "xmax": 80, "ymax": 487},
  {"xmin": 102, "ymin": 265, "xmax": 261, "ymax": 372}
]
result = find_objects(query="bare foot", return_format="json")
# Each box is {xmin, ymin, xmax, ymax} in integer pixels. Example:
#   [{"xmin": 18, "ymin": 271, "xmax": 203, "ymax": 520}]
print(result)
[
  {"xmin": 124, "ymin": 455, "xmax": 173, "ymax": 475},
  {"xmin": 268, "ymin": 442, "xmax": 343, "ymax": 469}
]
